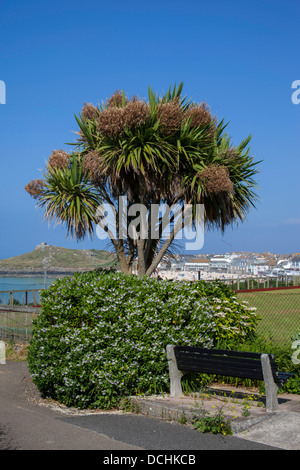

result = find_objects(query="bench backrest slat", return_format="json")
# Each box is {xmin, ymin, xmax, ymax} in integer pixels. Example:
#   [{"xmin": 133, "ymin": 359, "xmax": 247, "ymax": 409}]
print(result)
[
  {"xmin": 174, "ymin": 346, "xmax": 277, "ymax": 381},
  {"xmin": 175, "ymin": 345, "xmax": 274, "ymax": 360}
]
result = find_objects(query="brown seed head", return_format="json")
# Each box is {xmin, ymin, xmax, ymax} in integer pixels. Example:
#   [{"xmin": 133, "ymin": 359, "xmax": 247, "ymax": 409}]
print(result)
[
  {"xmin": 157, "ymin": 99, "xmax": 183, "ymax": 134},
  {"xmin": 25, "ymin": 179, "xmax": 45, "ymax": 200},
  {"xmin": 184, "ymin": 102, "xmax": 214, "ymax": 128},
  {"xmin": 200, "ymin": 164, "xmax": 234, "ymax": 195},
  {"xmin": 47, "ymin": 150, "xmax": 70, "ymax": 170},
  {"xmin": 97, "ymin": 107, "xmax": 126, "ymax": 139},
  {"xmin": 224, "ymin": 147, "xmax": 238, "ymax": 159},
  {"xmin": 123, "ymin": 100, "xmax": 150, "ymax": 129},
  {"xmin": 106, "ymin": 90, "xmax": 128, "ymax": 108},
  {"xmin": 82, "ymin": 151, "xmax": 105, "ymax": 183},
  {"xmin": 81, "ymin": 102, "xmax": 98, "ymax": 121}
]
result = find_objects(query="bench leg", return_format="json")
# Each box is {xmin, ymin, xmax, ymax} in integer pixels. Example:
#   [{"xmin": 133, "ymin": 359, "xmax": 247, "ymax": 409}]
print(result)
[
  {"xmin": 166, "ymin": 345, "xmax": 184, "ymax": 397},
  {"xmin": 261, "ymin": 354, "xmax": 279, "ymax": 413}
]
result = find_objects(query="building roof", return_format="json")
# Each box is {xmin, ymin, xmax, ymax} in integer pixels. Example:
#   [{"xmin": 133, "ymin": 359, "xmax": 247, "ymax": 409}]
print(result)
[{"xmin": 186, "ymin": 258, "xmax": 209, "ymax": 264}]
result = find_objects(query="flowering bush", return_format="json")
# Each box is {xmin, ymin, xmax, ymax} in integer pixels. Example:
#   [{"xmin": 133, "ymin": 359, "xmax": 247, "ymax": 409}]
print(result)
[
  {"xmin": 28, "ymin": 271, "xmax": 259, "ymax": 409},
  {"xmin": 209, "ymin": 297, "xmax": 258, "ymax": 340}
]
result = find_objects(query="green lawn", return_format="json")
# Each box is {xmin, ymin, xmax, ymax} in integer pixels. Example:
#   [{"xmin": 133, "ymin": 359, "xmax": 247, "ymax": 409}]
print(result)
[{"xmin": 237, "ymin": 288, "xmax": 300, "ymax": 345}]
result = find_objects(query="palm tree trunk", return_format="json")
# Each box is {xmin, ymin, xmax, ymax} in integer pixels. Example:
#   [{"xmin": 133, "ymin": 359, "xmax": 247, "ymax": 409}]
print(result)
[{"xmin": 145, "ymin": 204, "xmax": 189, "ymax": 276}]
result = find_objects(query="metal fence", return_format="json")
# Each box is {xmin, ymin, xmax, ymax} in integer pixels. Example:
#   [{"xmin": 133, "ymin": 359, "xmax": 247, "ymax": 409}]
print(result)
[
  {"xmin": 223, "ymin": 275, "xmax": 300, "ymax": 291},
  {"xmin": 0, "ymin": 306, "xmax": 41, "ymax": 342},
  {"xmin": 234, "ymin": 284, "xmax": 300, "ymax": 346},
  {"xmin": 0, "ymin": 289, "xmax": 41, "ymax": 342}
]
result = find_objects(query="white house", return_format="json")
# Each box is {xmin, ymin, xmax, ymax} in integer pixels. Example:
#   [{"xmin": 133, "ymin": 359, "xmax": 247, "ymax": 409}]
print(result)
[
  {"xmin": 184, "ymin": 258, "xmax": 210, "ymax": 272},
  {"xmin": 209, "ymin": 255, "xmax": 233, "ymax": 272}
]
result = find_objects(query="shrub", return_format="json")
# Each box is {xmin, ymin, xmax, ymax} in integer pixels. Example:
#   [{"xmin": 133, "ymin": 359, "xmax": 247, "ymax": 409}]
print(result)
[{"xmin": 28, "ymin": 271, "xmax": 260, "ymax": 409}]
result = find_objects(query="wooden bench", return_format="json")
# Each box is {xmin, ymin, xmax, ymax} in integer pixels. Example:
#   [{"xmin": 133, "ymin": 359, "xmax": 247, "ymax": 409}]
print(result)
[{"xmin": 166, "ymin": 345, "xmax": 293, "ymax": 413}]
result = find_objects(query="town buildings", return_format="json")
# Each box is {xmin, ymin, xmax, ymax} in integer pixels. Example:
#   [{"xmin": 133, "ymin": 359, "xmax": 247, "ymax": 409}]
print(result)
[{"xmin": 157, "ymin": 251, "xmax": 300, "ymax": 278}]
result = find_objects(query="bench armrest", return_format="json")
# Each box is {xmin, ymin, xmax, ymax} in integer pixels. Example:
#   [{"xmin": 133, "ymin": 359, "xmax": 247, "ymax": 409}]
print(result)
[{"xmin": 166, "ymin": 345, "xmax": 185, "ymax": 396}]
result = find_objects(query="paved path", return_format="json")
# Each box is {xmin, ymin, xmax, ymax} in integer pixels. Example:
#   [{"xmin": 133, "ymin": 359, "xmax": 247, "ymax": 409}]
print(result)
[{"xmin": 0, "ymin": 361, "xmax": 297, "ymax": 452}]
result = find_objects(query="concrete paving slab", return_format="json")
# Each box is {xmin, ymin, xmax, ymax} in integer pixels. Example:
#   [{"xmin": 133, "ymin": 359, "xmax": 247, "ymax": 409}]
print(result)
[{"xmin": 234, "ymin": 411, "xmax": 300, "ymax": 450}]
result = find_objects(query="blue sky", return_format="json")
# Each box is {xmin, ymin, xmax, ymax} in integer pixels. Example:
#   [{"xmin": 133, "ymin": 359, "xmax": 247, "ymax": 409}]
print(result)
[{"xmin": 0, "ymin": 0, "xmax": 299, "ymax": 259}]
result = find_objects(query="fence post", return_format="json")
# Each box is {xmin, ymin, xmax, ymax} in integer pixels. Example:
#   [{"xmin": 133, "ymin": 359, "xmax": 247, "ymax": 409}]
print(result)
[
  {"xmin": 9, "ymin": 291, "xmax": 13, "ymax": 306},
  {"xmin": 25, "ymin": 310, "xmax": 28, "ymax": 340}
]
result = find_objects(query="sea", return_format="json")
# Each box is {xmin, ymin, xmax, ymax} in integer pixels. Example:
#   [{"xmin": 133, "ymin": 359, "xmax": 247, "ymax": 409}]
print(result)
[{"xmin": 0, "ymin": 276, "xmax": 58, "ymax": 305}]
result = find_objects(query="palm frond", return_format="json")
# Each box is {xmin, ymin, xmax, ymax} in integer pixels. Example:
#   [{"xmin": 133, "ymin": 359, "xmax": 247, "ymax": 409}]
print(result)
[{"xmin": 37, "ymin": 155, "xmax": 103, "ymax": 240}]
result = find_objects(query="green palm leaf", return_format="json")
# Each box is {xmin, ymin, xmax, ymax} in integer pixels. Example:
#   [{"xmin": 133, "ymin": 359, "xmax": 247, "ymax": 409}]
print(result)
[{"xmin": 37, "ymin": 155, "xmax": 103, "ymax": 239}]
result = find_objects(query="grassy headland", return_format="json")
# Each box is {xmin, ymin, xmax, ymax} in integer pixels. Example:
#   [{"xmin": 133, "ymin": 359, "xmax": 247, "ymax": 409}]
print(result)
[{"xmin": 0, "ymin": 244, "xmax": 118, "ymax": 275}]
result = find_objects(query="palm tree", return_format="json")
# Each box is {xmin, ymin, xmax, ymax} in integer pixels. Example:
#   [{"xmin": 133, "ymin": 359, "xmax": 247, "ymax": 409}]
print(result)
[{"xmin": 25, "ymin": 83, "xmax": 260, "ymax": 276}]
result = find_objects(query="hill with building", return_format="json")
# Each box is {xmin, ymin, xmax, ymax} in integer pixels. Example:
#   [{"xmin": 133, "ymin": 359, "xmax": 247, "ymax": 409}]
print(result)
[{"xmin": 0, "ymin": 243, "xmax": 118, "ymax": 276}]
